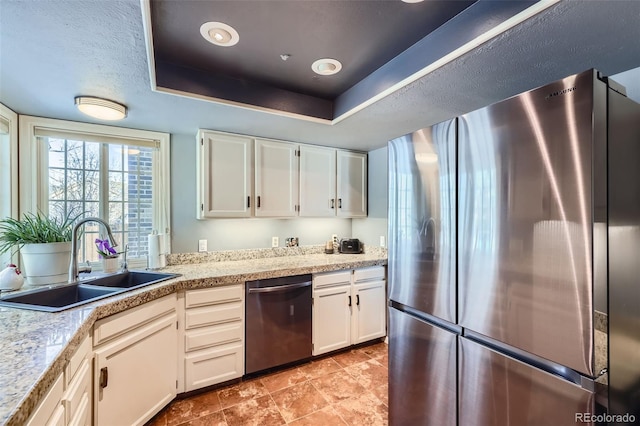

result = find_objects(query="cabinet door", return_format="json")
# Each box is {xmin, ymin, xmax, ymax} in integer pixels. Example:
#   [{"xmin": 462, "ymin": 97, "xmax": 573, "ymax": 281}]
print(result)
[
  {"xmin": 352, "ymin": 280, "xmax": 386, "ymax": 344},
  {"xmin": 94, "ymin": 313, "xmax": 177, "ymax": 426},
  {"xmin": 255, "ymin": 139, "xmax": 299, "ymax": 217},
  {"xmin": 299, "ymin": 145, "xmax": 336, "ymax": 217},
  {"xmin": 336, "ymin": 150, "xmax": 367, "ymax": 217},
  {"xmin": 26, "ymin": 373, "xmax": 64, "ymax": 426},
  {"xmin": 198, "ymin": 131, "xmax": 253, "ymax": 218},
  {"xmin": 312, "ymin": 285, "xmax": 352, "ymax": 355},
  {"xmin": 184, "ymin": 343, "xmax": 244, "ymax": 392}
]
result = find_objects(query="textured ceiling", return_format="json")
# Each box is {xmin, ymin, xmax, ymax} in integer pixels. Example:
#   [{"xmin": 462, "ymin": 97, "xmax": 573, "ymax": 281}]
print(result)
[{"xmin": 1, "ymin": 0, "xmax": 640, "ymax": 152}]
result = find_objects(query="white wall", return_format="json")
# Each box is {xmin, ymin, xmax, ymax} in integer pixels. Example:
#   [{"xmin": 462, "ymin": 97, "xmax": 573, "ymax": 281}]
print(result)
[
  {"xmin": 352, "ymin": 145, "xmax": 388, "ymax": 249},
  {"xmin": 170, "ymin": 133, "xmax": 354, "ymax": 252}
]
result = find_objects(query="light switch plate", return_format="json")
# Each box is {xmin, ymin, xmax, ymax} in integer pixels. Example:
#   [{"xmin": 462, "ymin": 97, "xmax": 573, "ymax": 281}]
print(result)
[
  {"xmin": 380, "ymin": 236, "xmax": 386, "ymax": 247},
  {"xmin": 198, "ymin": 239, "xmax": 207, "ymax": 252}
]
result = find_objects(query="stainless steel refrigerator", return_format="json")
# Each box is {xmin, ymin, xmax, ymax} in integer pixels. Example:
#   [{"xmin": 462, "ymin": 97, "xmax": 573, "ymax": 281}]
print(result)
[{"xmin": 388, "ymin": 69, "xmax": 640, "ymax": 425}]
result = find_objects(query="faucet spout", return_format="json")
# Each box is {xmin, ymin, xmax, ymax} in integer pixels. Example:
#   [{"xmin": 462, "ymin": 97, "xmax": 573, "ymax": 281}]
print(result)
[{"xmin": 69, "ymin": 217, "xmax": 117, "ymax": 283}]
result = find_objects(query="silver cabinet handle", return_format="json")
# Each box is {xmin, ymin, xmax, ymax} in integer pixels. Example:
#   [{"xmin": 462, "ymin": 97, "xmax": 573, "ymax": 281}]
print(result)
[
  {"xmin": 331, "ymin": 199, "xmax": 335, "ymax": 209},
  {"xmin": 247, "ymin": 281, "xmax": 311, "ymax": 294}
]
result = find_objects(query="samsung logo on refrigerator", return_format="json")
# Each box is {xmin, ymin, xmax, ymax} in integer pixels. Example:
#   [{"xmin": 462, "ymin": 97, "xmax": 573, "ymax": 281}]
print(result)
[{"xmin": 545, "ymin": 86, "xmax": 577, "ymax": 100}]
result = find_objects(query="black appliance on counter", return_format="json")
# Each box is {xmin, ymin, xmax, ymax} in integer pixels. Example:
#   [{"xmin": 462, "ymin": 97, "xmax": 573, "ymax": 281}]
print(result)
[{"xmin": 339, "ymin": 239, "xmax": 362, "ymax": 254}]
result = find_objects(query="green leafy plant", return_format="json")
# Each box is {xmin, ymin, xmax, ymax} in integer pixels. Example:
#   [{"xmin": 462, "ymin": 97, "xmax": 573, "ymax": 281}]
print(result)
[{"xmin": 0, "ymin": 211, "xmax": 82, "ymax": 255}]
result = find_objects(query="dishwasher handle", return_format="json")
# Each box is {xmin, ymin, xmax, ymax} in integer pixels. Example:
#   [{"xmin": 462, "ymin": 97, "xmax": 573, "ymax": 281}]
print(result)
[{"xmin": 247, "ymin": 281, "xmax": 311, "ymax": 294}]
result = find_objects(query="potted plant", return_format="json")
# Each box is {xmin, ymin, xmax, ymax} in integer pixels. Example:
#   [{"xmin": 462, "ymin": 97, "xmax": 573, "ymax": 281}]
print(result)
[
  {"xmin": 0, "ymin": 211, "xmax": 80, "ymax": 286},
  {"xmin": 95, "ymin": 237, "xmax": 120, "ymax": 273}
]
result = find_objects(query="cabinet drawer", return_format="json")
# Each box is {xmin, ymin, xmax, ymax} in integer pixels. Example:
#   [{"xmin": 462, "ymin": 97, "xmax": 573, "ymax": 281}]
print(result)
[
  {"xmin": 63, "ymin": 358, "xmax": 90, "ymax": 422},
  {"xmin": 185, "ymin": 300, "xmax": 242, "ymax": 329},
  {"xmin": 27, "ymin": 373, "xmax": 64, "ymax": 426},
  {"xmin": 184, "ymin": 343, "xmax": 243, "ymax": 392},
  {"xmin": 185, "ymin": 285, "xmax": 242, "ymax": 308},
  {"xmin": 68, "ymin": 393, "xmax": 90, "ymax": 426},
  {"xmin": 313, "ymin": 270, "xmax": 352, "ymax": 289},
  {"xmin": 353, "ymin": 266, "xmax": 385, "ymax": 283},
  {"xmin": 185, "ymin": 321, "xmax": 243, "ymax": 352},
  {"xmin": 94, "ymin": 294, "xmax": 176, "ymax": 346},
  {"xmin": 66, "ymin": 333, "xmax": 91, "ymax": 386}
]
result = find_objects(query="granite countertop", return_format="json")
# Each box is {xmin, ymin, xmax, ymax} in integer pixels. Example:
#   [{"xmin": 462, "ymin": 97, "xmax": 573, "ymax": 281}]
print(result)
[{"xmin": 0, "ymin": 250, "xmax": 387, "ymax": 426}]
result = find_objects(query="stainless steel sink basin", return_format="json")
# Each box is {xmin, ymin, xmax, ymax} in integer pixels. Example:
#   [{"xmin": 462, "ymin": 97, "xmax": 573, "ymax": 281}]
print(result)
[
  {"xmin": 0, "ymin": 271, "xmax": 179, "ymax": 312},
  {"xmin": 83, "ymin": 271, "xmax": 178, "ymax": 289}
]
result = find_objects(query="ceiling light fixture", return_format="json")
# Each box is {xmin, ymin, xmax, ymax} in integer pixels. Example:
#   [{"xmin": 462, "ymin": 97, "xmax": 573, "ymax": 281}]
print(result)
[
  {"xmin": 74, "ymin": 96, "xmax": 127, "ymax": 120},
  {"xmin": 401, "ymin": 0, "xmax": 425, "ymax": 3},
  {"xmin": 200, "ymin": 22, "xmax": 239, "ymax": 47},
  {"xmin": 311, "ymin": 58, "xmax": 342, "ymax": 76}
]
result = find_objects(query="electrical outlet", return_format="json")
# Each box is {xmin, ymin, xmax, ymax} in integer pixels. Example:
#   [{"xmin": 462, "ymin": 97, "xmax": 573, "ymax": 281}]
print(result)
[
  {"xmin": 272, "ymin": 236, "xmax": 279, "ymax": 247},
  {"xmin": 198, "ymin": 239, "xmax": 208, "ymax": 252},
  {"xmin": 380, "ymin": 236, "xmax": 386, "ymax": 247},
  {"xmin": 331, "ymin": 234, "xmax": 338, "ymax": 244}
]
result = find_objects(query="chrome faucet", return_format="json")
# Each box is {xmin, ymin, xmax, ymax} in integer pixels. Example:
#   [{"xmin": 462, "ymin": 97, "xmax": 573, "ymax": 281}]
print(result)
[{"xmin": 69, "ymin": 217, "xmax": 118, "ymax": 283}]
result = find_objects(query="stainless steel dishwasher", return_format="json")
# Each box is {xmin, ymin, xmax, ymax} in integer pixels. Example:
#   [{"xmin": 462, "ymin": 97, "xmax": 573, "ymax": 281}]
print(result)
[{"xmin": 245, "ymin": 274, "xmax": 312, "ymax": 374}]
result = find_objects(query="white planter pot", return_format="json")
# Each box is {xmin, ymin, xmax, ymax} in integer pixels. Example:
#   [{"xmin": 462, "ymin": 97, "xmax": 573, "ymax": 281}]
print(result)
[
  {"xmin": 20, "ymin": 242, "xmax": 72, "ymax": 286},
  {"xmin": 101, "ymin": 257, "xmax": 119, "ymax": 273}
]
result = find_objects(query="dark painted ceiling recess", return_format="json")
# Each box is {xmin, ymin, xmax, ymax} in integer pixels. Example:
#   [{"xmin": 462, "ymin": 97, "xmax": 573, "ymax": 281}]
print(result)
[{"xmin": 148, "ymin": 0, "xmax": 535, "ymax": 121}]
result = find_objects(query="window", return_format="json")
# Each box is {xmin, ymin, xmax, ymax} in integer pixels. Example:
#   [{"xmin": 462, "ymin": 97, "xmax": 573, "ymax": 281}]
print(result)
[
  {"xmin": 0, "ymin": 103, "xmax": 18, "ymax": 267},
  {"xmin": 19, "ymin": 116, "xmax": 170, "ymax": 269}
]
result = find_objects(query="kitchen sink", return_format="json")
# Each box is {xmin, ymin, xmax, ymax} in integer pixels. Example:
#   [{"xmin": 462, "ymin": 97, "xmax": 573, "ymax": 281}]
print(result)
[
  {"xmin": 82, "ymin": 271, "xmax": 179, "ymax": 289},
  {"xmin": 0, "ymin": 271, "xmax": 179, "ymax": 312}
]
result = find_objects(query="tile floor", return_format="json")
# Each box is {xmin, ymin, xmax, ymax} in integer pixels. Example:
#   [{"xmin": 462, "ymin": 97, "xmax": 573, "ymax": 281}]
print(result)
[{"xmin": 146, "ymin": 341, "xmax": 389, "ymax": 426}]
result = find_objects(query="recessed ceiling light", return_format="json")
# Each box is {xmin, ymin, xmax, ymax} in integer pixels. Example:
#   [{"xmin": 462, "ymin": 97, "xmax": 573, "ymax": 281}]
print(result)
[
  {"xmin": 311, "ymin": 58, "xmax": 342, "ymax": 76},
  {"xmin": 200, "ymin": 22, "xmax": 239, "ymax": 47},
  {"xmin": 401, "ymin": 0, "xmax": 425, "ymax": 3},
  {"xmin": 74, "ymin": 96, "xmax": 127, "ymax": 120}
]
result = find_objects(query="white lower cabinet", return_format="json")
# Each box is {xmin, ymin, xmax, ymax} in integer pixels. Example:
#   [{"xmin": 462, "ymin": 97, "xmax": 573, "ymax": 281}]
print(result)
[
  {"xmin": 93, "ymin": 294, "xmax": 177, "ymax": 426},
  {"xmin": 312, "ymin": 266, "xmax": 386, "ymax": 356},
  {"xmin": 179, "ymin": 284, "xmax": 244, "ymax": 393},
  {"xmin": 27, "ymin": 332, "xmax": 93, "ymax": 426},
  {"xmin": 27, "ymin": 373, "xmax": 65, "ymax": 426}
]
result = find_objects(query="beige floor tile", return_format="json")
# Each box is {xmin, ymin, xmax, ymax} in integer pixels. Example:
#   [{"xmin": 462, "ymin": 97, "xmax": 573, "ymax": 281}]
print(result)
[
  {"xmin": 165, "ymin": 398, "xmax": 200, "ymax": 426},
  {"xmin": 260, "ymin": 366, "xmax": 310, "ymax": 393},
  {"xmin": 297, "ymin": 357, "xmax": 343, "ymax": 379},
  {"xmin": 333, "ymin": 393, "xmax": 388, "ymax": 426},
  {"xmin": 270, "ymin": 381, "xmax": 329, "ymax": 422},
  {"xmin": 370, "ymin": 383, "xmax": 388, "ymax": 407},
  {"xmin": 287, "ymin": 405, "xmax": 348, "ymax": 426},
  {"xmin": 222, "ymin": 395, "xmax": 285, "ymax": 426},
  {"xmin": 184, "ymin": 391, "xmax": 222, "ymax": 418},
  {"xmin": 177, "ymin": 411, "xmax": 227, "ymax": 426},
  {"xmin": 311, "ymin": 370, "xmax": 366, "ymax": 404},
  {"xmin": 217, "ymin": 379, "xmax": 269, "ymax": 409},
  {"xmin": 344, "ymin": 359, "xmax": 388, "ymax": 390},
  {"xmin": 357, "ymin": 342, "xmax": 388, "ymax": 360},
  {"xmin": 331, "ymin": 349, "xmax": 371, "ymax": 368}
]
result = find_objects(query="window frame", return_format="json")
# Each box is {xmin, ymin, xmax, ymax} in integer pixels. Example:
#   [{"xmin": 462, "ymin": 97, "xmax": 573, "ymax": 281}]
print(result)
[
  {"xmin": 19, "ymin": 115, "xmax": 171, "ymax": 268},
  {"xmin": 0, "ymin": 103, "xmax": 19, "ymax": 266}
]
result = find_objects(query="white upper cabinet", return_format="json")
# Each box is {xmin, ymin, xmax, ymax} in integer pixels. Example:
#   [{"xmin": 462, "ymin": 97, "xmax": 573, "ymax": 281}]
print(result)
[
  {"xmin": 254, "ymin": 139, "xmax": 299, "ymax": 217},
  {"xmin": 337, "ymin": 150, "xmax": 367, "ymax": 217},
  {"xmin": 299, "ymin": 145, "xmax": 336, "ymax": 217},
  {"xmin": 197, "ymin": 131, "xmax": 253, "ymax": 218},
  {"xmin": 196, "ymin": 129, "xmax": 367, "ymax": 219}
]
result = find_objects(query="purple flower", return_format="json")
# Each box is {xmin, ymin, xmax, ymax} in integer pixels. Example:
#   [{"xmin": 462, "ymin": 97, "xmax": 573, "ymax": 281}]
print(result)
[{"xmin": 95, "ymin": 238, "xmax": 118, "ymax": 258}]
